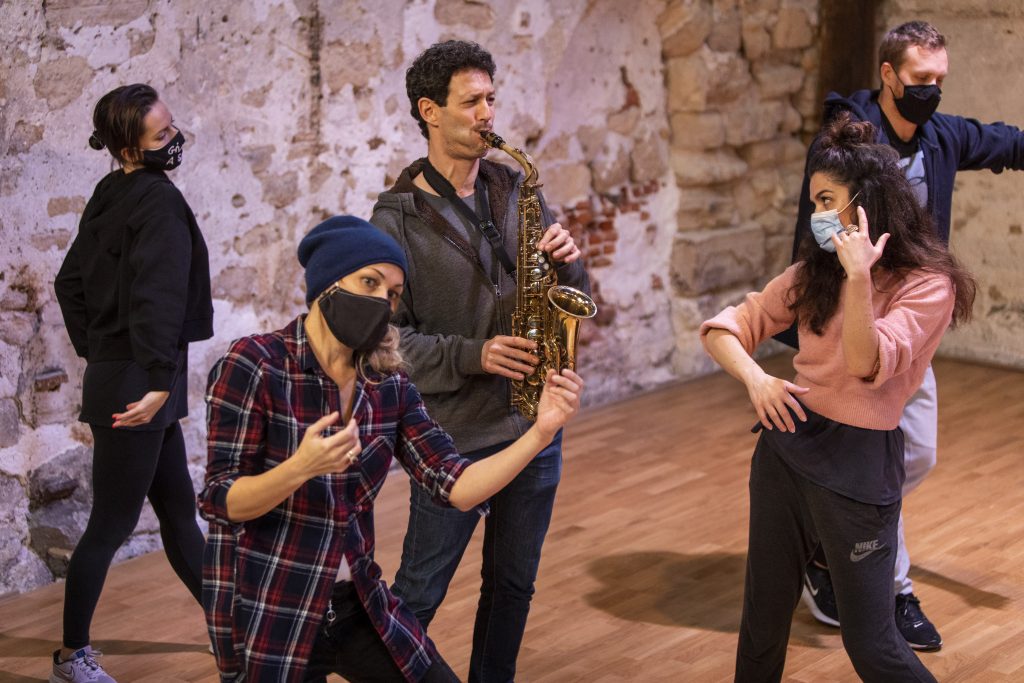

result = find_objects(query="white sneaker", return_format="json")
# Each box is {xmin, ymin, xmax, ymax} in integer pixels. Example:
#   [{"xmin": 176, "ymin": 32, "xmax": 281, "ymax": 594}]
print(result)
[{"xmin": 50, "ymin": 646, "xmax": 117, "ymax": 683}]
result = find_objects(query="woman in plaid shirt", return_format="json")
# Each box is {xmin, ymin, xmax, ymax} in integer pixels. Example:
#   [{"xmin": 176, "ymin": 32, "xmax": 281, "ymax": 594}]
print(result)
[{"xmin": 199, "ymin": 216, "xmax": 583, "ymax": 682}]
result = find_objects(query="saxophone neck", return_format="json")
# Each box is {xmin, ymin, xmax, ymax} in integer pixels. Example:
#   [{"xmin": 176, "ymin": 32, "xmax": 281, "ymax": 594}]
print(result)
[{"xmin": 481, "ymin": 130, "xmax": 539, "ymax": 186}]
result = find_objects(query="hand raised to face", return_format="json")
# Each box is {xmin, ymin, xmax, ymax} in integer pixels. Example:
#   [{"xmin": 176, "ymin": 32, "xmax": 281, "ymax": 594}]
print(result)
[{"xmin": 832, "ymin": 206, "xmax": 890, "ymax": 278}]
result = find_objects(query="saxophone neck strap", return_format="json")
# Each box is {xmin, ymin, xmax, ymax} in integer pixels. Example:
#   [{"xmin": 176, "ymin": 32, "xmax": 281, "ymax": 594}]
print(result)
[{"xmin": 421, "ymin": 159, "xmax": 516, "ymax": 276}]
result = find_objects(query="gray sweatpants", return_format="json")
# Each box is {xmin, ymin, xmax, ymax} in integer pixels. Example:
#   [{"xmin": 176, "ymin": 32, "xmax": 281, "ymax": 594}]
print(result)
[{"xmin": 735, "ymin": 436, "xmax": 936, "ymax": 683}]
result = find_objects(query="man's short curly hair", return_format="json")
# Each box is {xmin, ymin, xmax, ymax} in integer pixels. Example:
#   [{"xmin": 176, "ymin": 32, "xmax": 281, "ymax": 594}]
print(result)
[{"xmin": 406, "ymin": 40, "xmax": 496, "ymax": 139}]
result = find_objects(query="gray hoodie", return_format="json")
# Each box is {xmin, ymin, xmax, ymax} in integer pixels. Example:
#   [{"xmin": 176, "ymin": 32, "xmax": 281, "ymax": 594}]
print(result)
[{"xmin": 370, "ymin": 157, "xmax": 591, "ymax": 453}]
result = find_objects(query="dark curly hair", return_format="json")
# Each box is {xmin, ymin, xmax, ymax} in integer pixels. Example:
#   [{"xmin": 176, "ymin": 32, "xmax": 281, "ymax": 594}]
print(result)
[
  {"xmin": 790, "ymin": 112, "xmax": 975, "ymax": 334},
  {"xmin": 89, "ymin": 83, "xmax": 159, "ymax": 165},
  {"xmin": 405, "ymin": 40, "xmax": 496, "ymax": 139}
]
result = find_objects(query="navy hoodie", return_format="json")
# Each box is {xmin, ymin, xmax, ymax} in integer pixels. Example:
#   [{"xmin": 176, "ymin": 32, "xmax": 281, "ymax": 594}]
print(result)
[
  {"xmin": 776, "ymin": 88, "xmax": 1024, "ymax": 348},
  {"xmin": 793, "ymin": 88, "xmax": 1024, "ymax": 257}
]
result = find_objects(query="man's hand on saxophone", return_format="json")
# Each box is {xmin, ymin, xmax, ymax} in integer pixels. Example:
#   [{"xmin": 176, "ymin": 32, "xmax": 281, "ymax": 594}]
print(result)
[
  {"xmin": 537, "ymin": 222, "xmax": 581, "ymax": 264},
  {"xmin": 481, "ymin": 335, "xmax": 540, "ymax": 380}
]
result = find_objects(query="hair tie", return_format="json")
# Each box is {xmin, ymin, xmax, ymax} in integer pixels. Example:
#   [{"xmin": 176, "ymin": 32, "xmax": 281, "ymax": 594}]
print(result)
[{"xmin": 88, "ymin": 131, "xmax": 105, "ymax": 150}]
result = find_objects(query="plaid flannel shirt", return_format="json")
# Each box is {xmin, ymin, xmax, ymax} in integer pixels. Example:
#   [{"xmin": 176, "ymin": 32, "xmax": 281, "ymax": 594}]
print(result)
[{"xmin": 199, "ymin": 315, "xmax": 472, "ymax": 682}]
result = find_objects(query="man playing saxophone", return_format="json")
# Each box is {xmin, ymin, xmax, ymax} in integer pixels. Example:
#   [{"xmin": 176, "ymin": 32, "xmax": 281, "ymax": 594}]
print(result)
[{"xmin": 370, "ymin": 39, "xmax": 591, "ymax": 683}]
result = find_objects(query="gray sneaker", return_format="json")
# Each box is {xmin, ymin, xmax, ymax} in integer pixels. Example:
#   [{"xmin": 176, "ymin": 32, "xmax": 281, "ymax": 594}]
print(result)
[{"xmin": 50, "ymin": 646, "xmax": 117, "ymax": 683}]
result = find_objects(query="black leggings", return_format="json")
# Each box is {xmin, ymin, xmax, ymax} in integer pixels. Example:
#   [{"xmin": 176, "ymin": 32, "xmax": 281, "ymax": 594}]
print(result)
[{"xmin": 62, "ymin": 422, "xmax": 204, "ymax": 648}]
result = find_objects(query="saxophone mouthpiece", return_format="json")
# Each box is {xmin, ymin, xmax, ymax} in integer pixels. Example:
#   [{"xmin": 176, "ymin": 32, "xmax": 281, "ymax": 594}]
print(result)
[{"xmin": 481, "ymin": 130, "xmax": 505, "ymax": 149}]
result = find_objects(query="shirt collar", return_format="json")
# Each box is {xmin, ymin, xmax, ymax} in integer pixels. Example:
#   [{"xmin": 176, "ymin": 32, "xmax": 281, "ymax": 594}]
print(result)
[
  {"xmin": 288, "ymin": 315, "xmax": 373, "ymax": 418},
  {"xmin": 289, "ymin": 314, "xmax": 321, "ymax": 373}
]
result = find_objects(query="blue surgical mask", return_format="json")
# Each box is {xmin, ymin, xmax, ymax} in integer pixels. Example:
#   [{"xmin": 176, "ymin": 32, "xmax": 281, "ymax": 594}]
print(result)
[{"xmin": 809, "ymin": 191, "xmax": 860, "ymax": 253}]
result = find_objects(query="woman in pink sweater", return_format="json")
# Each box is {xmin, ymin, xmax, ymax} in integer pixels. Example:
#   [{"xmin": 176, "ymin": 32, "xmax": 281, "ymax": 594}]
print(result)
[{"xmin": 701, "ymin": 113, "xmax": 975, "ymax": 683}]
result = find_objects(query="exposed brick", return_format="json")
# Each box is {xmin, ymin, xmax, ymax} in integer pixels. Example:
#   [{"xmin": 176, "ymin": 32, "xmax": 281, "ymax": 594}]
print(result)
[
  {"xmin": 322, "ymin": 37, "xmax": 385, "ymax": 93},
  {"xmin": 32, "ymin": 56, "xmax": 94, "ymax": 110},
  {"xmin": 43, "ymin": 0, "xmax": 148, "ymax": 28},
  {"xmin": 9, "ymin": 121, "xmax": 45, "ymax": 155},
  {"xmin": 46, "ymin": 196, "xmax": 87, "ymax": 217},
  {"xmin": 434, "ymin": 0, "xmax": 496, "ymax": 30},
  {"xmin": 33, "ymin": 369, "xmax": 69, "ymax": 393}
]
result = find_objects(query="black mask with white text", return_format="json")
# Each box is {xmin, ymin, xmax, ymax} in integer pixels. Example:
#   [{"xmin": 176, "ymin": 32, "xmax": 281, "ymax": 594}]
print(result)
[
  {"xmin": 317, "ymin": 287, "xmax": 392, "ymax": 352},
  {"xmin": 142, "ymin": 130, "xmax": 186, "ymax": 171}
]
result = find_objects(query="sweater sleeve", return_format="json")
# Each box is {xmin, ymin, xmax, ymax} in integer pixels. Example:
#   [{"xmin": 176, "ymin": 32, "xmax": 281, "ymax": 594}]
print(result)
[
  {"xmin": 54, "ymin": 234, "xmax": 90, "ymax": 358},
  {"xmin": 537, "ymin": 188, "xmax": 592, "ymax": 296},
  {"xmin": 700, "ymin": 266, "xmax": 800, "ymax": 355},
  {"xmin": 127, "ymin": 184, "xmax": 192, "ymax": 391},
  {"xmin": 370, "ymin": 203, "xmax": 487, "ymax": 394},
  {"xmin": 951, "ymin": 115, "xmax": 1024, "ymax": 172},
  {"xmin": 869, "ymin": 272, "xmax": 954, "ymax": 388}
]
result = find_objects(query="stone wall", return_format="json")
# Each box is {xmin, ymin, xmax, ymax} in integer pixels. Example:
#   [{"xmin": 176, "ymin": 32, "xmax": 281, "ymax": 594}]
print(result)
[
  {"xmin": 0, "ymin": 0, "xmax": 697, "ymax": 596},
  {"xmin": 660, "ymin": 0, "xmax": 820, "ymax": 378},
  {"xmin": 6, "ymin": 0, "xmax": 1018, "ymax": 598},
  {"xmin": 880, "ymin": 0, "xmax": 1024, "ymax": 368}
]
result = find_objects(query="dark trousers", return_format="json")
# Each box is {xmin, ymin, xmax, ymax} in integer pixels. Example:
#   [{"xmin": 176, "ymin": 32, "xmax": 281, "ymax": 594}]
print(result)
[
  {"xmin": 736, "ymin": 437, "xmax": 936, "ymax": 683},
  {"xmin": 62, "ymin": 422, "xmax": 204, "ymax": 648},
  {"xmin": 304, "ymin": 582, "xmax": 459, "ymax": 682},
  {"xmin": 392, "ymin": 436, "xmax": 562, "ymax": 683}
]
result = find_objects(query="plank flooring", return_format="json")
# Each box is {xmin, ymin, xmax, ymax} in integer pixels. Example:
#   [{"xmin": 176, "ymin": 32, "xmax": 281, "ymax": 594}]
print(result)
[{"xmin": 1, "ymin": 353, "xmax": 1022, "ymax": 682}]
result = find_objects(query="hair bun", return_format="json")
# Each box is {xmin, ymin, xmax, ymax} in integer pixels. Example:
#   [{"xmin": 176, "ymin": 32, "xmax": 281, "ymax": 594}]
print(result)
[
  {"xmin": 818, "ymin": 111, "xmax": 876, "ymax": 151},
  {"xmin": 88, "ymin": 132, "xmax": 105, "ymax": 150}
]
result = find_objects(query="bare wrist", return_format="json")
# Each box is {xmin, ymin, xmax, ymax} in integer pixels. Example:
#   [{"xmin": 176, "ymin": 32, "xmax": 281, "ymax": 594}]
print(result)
[
  {"xmin": 526, "ymin": 424, "xmax": 555, "ymax": 450},
  {"xmin": 739, "ymin": 362, "xmax": 766, "ymax": 388},
  {"xmin": 845, "ymin": 270, "xmax": 871, "ymax": 285}
]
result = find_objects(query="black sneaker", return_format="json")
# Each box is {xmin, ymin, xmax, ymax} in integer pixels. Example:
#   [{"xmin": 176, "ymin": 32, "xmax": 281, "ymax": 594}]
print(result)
[
  {"xmin": 801, "ymin": 562, "xmax": 840, "ymax": 627},
  {"xmin": 895, "ymin": 593, "xmax": 942, "ymax": 651}
]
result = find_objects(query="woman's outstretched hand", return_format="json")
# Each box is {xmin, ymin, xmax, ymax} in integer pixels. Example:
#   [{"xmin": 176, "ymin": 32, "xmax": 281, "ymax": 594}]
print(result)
[{"xmin": 534, "ymin": 369, "xmax": 584, "ymax": 439}]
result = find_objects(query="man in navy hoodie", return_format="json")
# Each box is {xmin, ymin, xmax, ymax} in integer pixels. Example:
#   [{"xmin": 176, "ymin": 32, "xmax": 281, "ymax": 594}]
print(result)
[{"xmin": 789, "ymin": 20, "xmax": 1024, "ymax": 651}]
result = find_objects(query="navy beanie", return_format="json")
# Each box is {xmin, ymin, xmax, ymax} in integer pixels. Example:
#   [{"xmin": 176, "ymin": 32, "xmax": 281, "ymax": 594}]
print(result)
[{"xmin": 297, "ymin": 215, "xmax": 408, "ymax": 304}]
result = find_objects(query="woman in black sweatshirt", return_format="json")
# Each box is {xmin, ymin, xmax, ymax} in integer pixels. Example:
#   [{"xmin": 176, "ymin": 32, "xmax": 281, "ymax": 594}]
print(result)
[{"xmin": 52, "ymin": 84, "xmax": 213, "ymax": 683}]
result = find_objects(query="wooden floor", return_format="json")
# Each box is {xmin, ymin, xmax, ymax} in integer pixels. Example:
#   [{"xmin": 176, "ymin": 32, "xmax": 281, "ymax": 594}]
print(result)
[{"xmin": 2, "ymin": 354, "xmax": 1022, "ymax": 682}]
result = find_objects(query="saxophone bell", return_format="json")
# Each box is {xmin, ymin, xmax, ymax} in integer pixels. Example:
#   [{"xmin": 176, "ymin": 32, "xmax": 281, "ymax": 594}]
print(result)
[{"xmin": 547, "ymin": 286, "xmax": 597, "ymax": 373}]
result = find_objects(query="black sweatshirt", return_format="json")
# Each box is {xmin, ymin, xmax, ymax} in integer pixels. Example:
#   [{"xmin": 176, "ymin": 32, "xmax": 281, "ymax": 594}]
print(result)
[{"xmin": 55, "ymin": 168, "xmax": 213, "ymax": 391}]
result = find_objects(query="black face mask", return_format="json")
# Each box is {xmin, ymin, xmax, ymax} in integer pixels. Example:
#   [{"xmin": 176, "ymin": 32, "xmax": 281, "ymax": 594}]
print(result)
[
  {"xmin": 317, "ymin": 286, "xmax": 392, "ymax": 352},
  {"xmin": 891, "ymin": 80, "xmax": 941, "ymax": 126},
  {"xmin": 141, "ymin": 130, "xmax": 185, "ymax": 171}
]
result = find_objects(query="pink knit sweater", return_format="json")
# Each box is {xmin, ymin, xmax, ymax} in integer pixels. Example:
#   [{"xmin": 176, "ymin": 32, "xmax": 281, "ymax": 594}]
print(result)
[{"xmin": 700, "ymin": 264, "xmax": 955, "ymax": 430}]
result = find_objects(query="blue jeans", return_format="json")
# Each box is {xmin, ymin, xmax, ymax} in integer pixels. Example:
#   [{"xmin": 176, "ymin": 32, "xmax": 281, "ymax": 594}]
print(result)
[{"xmin": 393, "ymin": 434, "xmax": 562, "ymax": 683}]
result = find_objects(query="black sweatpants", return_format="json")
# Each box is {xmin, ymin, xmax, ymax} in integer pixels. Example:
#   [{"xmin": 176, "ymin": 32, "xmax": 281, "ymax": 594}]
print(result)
[
  {"xmin": 62, "ymin": 422, "xmax": 205, "ymax": 648},
  {"xmin": 735, "ymin": 436, "xmax": 936, "ymax": 683}
]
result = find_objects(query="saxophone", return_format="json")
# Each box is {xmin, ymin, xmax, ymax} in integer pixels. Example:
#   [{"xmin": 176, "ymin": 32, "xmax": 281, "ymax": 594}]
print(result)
[{"xmin": 481, "ymin": 130, "xmax": 597, "ymax": 421}]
